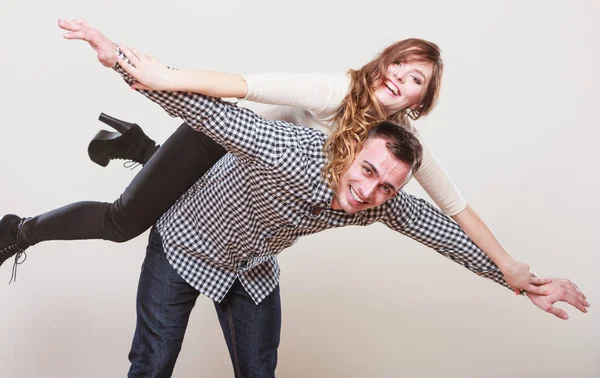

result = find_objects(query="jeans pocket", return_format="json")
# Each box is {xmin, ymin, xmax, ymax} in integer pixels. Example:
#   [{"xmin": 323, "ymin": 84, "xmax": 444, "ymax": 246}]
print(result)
[
  {"xmin": 148, "ymin": 227, "xmax": 163, "ymax": 247},
  {"xmin": 142, "ymin": 228, "xmax": 163, "ymax": 271}
]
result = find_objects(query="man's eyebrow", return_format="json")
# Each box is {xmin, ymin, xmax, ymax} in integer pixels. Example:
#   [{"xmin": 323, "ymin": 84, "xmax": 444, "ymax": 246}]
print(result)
[{"xmin": 364, "ymin": 160, "xmax": 398, "ymax": 192}]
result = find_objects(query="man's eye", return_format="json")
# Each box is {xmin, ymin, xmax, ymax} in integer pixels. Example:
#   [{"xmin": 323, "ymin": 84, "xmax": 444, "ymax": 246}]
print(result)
[
  {"xmin": 364, "ymin": 167, "xmax": 372, "ymax": 174},
  {"xmin": 381, "ymin": 186, "xmax": 391, "ymax": 194}
]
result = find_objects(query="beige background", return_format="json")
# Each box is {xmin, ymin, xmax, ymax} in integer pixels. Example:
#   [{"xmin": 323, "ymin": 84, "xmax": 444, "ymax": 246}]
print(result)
[{"xmin": 0, "ymin": 0, "xmax": 598, "ymax": 377}]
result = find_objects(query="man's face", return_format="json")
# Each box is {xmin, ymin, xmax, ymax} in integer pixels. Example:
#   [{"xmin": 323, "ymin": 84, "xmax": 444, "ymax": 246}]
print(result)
[{"xmin": 331, "ymin": 137, "xmax": 412, "ymax": 214}]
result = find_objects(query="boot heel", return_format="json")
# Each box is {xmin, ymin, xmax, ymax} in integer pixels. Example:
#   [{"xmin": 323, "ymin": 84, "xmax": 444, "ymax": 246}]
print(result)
[
  {"xmin": 88, "ymin": 114, "xmax": 159, "ymax": 167},
  {"xmin": 98, "ymin": 113, "xmax": 134, "ymax": 134}
]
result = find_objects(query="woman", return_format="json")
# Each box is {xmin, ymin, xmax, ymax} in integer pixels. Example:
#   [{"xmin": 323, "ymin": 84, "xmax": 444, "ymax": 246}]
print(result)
[{"xmin": 0, "ymin": 18, "xmax": 548, "ymax": 295}]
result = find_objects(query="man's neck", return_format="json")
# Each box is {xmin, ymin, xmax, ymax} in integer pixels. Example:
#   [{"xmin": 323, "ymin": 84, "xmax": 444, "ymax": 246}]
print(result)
[{"xmin": 329, "ymin": 196, "xmax": 341, "ymax": 211}]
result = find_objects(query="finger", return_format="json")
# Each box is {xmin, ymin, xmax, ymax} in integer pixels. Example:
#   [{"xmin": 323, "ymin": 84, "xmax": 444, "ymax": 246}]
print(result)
[
  {"xmin": 571, "ymin": 291, "xmax": 591, "ymax": 309},
  {"xmin": 64, "ymin": 31, "xmax": 103, "ymax": 48},
  {"xmin": 570, "ymin": 286, "xmax": 588, "ymax": 302},
  {"xmin": 572, "ymin": 283, "xmax": 587, "ymax": 299},
  {"xmin": 131, "ymin": 83, "xmax": 151, "ymax": 91},
  {"xmin": 525, "ymin": 285, "xmax": 551, "ymax": 296},
  {"xmin": 63, "ymin": 31, "xmax": 91, "ymax": 40},
  {"xmin": 580, "ymin": 293, "xmax": 590, "ymax": 305},
  {"xmin": 546, "ymin": 305, "xmax": 569, "ymax": 320},
  {"xmin": 116, "ymin": 54, "xmax": 138, "ymax": 75},
  {"xmin": 58, "ymin": 19, "xmax": 85, "ymax": 32},
  {"xmin": 566, "ymin": 293, "xmax": 589, "ymax": 313},
  {"xmin": 554, "ymin": 291, "xmax": 589, "ymax": 313},
  {"xmin": 563, "ymin": 281, "xmax": 588, "ymax": 301},
  {"xmin": 71, "ymin": 18, "xmax": 89, "ymax": 26},
  {"xmin": 530, "ymin": 271, "xmax": 538, "ymax": 278},
  {"xmin": 128, "ymin": 46, "xmax": 144, "ymax": 62},
  {"xmin": 119, "ymin": 45, "xmax": 140, "ymax": 65},
  {"xmin": 530, "ymin": 276, "xmax": 552, "ymax": 285}
]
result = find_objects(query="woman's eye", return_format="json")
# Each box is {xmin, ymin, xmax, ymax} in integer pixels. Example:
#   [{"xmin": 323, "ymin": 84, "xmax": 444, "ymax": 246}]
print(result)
[{"xmin": 411, "ymin": 75, "xmax": 422, "ymax": 85}]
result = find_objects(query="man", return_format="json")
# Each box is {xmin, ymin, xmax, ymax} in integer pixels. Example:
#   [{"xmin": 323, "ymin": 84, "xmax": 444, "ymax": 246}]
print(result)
[{"xmin": 57, "ymin": 19, "xmax": 588, "ymax": 378}]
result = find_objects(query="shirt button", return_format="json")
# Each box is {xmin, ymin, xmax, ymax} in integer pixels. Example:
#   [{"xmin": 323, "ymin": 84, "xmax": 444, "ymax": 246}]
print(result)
[{"xmin": 242, "ymin": 253, "xmax": 248, "ymax": 258}]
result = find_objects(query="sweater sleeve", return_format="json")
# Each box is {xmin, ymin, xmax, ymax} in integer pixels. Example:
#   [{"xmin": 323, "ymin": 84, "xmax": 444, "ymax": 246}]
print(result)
[
  {"xmin": 412, "ymin": 131, "xmax": 467, "ymax": 216},
  {"xmin": 241, "ymin": 72, "xmax": 349, "ymax": 126},
  {"xmin": 243, "ymin": 72, "xmax": 467, "ymax": 215}
]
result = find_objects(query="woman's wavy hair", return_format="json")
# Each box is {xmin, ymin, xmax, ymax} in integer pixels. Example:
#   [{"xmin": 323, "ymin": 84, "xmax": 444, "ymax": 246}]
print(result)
[{"xmin": 323, "ymin": 38, "xmax": 443, "ymax": 188}]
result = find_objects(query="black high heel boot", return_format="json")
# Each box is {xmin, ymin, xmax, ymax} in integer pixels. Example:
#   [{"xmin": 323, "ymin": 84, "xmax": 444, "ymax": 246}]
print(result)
[
  {"xmin": 0, "ymin": 214, "xmax": 27, "ymax": 283},
  {"xmin": 88, "ymin": 113, "xmax": 160, "ymax": 167}
]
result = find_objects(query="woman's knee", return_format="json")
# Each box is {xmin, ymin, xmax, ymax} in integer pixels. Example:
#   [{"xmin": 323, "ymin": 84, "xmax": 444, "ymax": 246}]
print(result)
[{"xmin": 102, "ymin": 202, "xmax": 150, "ymax": 243}]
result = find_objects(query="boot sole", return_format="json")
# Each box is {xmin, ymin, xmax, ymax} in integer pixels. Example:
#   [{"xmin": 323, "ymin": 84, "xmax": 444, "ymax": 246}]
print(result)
[{"xmin": 88, "ymin": 130, "xmax": 121, "ymax": 167}]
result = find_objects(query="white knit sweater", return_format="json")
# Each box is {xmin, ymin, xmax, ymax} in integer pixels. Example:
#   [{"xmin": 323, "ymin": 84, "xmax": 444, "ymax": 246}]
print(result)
[{"xmin": 239, "ymin": 72, "xmax": 467, "ymax": 216}]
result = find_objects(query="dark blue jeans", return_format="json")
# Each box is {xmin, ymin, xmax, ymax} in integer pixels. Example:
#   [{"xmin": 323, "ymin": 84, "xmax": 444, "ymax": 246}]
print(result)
[{"xmin": 128, "ymin": 229, "xmax": 281, "ymax": 378}]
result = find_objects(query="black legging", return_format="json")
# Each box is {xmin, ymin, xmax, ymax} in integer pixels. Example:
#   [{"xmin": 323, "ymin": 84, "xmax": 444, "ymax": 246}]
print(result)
[{"xmin": 18, "ymin": 123, "xmax": 226, "ymax": 247}]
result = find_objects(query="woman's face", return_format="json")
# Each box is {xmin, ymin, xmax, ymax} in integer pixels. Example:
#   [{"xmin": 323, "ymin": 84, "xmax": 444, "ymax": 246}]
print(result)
[{"xmin": 373, "ymin": 60, "xmax": 434, "ymax": 117}]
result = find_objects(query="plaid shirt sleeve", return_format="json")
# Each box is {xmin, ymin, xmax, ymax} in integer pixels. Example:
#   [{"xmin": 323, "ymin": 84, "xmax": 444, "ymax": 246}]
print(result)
[
  {"xmin": 112, "ymin": 48, "xmax": 299, "ymax": 165},
  {"xmin": 382, "ymin": 192, "xmax": 513, "ymax": 292}
]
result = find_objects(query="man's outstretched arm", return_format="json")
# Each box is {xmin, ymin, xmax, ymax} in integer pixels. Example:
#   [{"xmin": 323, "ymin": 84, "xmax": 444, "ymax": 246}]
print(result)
[
  {"xmin": 382, "ymin": 192, "xmax": 589, "ymax": 318},
  {"xmin": 384, "ymin": 192, "xmax": 512, "ymax": 289}
]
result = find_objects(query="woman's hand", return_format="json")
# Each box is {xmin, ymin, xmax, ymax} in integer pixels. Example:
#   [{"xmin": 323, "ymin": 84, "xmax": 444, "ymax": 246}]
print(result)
[
  {"xmin": 502, "ymin": 260, "xmax": 553, "ymax": 295},
  {"xmin": 116, "ymin": 45, "xmax": 178, "ymax": 91}
]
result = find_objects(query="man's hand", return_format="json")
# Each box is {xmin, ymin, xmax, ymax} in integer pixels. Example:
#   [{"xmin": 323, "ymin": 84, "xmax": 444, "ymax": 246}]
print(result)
[
  {"xmin": 58, "ymin": 18, "xmax": 116, "ymax": 67},
  {"xmin": 526, "ymin": 278, "xmax": 590, "ymax": 320}
]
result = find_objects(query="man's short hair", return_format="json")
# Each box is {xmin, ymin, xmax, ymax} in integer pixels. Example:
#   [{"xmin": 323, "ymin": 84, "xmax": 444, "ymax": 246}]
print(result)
[{"xmin": 367, "ymin": 121, "xmax": 423, "ymax": 173}]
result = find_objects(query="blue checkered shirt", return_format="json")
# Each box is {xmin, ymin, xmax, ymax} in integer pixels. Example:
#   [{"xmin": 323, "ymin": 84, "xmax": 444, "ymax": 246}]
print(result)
[{"xmin": 114, "ymin": 58, "xmax": 511, "ymax": 305}]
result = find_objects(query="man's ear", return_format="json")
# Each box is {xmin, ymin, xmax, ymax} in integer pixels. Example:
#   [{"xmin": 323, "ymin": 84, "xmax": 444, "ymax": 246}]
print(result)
[{"xmin": 395, "ymin": 171, "xmax": 414, "ymax": 192}]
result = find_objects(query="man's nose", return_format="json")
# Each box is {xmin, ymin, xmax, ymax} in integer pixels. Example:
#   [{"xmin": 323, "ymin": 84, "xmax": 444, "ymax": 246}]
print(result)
[{"xmin": 362, "ymin": 181, "xmax": 378, "ymax": 199}]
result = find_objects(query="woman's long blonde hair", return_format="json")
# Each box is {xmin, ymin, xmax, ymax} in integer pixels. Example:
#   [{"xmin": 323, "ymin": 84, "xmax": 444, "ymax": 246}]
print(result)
[{"xmin": 323, "ymin": 38, "xmax": 444, "ymax": 188}]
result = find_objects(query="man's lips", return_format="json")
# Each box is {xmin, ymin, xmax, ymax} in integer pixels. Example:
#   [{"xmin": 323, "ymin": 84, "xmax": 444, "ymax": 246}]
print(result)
[{"xmin": 349, "ymin": 185, "xmax": 366, "ymax": 204}]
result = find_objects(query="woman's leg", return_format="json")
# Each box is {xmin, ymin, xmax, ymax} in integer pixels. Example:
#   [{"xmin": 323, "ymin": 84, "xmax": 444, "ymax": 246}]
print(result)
[{"xmin": 16, "ymin": 122, "xmax": 226, "ymax": 247}]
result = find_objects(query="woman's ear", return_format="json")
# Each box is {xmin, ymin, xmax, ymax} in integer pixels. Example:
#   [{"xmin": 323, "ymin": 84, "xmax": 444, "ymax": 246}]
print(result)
[{"xmin": 409, "ymin": 103, "xmax": 423, "ymax": 111}]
